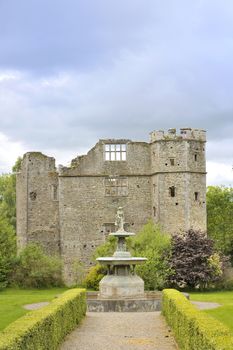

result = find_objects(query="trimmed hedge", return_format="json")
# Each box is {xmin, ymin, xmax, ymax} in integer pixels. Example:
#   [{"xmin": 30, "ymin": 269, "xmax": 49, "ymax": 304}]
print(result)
[
  {"xmin": 0, "ymin": 288, "xmax": 86, "ymax": 350},
  {"xmin": 162, "ymin": 289, "xmax": 233, "ymax": 350}
]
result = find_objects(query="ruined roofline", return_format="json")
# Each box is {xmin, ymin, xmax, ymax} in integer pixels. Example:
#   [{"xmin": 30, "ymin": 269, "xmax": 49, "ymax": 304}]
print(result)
[
  {"xmin": 22, "ymin": 151, "xmax": 55, "ymax": 160},
  {"xmin": 150, "ymin": 128, "xmax": 206, "ymax": 142},
  {"xmin": 99, "ymin": 139, "xmax": 132, "ymax": 143},
  {"xmin": 16, "ymin": 152, "xmax": 57, "ymax": 174}
]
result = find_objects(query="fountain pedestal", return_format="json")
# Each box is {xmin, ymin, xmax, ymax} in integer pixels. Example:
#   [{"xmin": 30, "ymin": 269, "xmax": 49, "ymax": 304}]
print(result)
[
  {"xmin": 99, "ymin": 274, "xmax": 144, "ymax": 298},
  {"xmin": 97, "ymin": 207, "xmax": 147, "ymax": 299}
]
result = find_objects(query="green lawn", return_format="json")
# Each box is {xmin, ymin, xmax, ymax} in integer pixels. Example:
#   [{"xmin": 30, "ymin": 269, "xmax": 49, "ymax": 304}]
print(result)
[
  {"xmin": 190, "ymin": 290, "xmax": 233, "ymax": 334},
  {"xmin": 0, "ymin": 287, "xmax": 68, "ymax": 331}
]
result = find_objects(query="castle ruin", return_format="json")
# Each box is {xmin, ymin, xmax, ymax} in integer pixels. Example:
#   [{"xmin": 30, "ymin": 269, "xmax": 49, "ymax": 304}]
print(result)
[{"xmin": 16, "ymin": 128, "xmax": 207, "ymax": 284}]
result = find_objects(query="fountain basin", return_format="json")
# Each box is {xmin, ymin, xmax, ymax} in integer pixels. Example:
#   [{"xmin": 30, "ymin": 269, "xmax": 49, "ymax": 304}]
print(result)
[
  {"xmin": 109, "ymin": 231, "xmax": 135, "ymax": 237},
  {"xmin": 96, "ymin": 257, "xmax": 147, "ymax": 265}
]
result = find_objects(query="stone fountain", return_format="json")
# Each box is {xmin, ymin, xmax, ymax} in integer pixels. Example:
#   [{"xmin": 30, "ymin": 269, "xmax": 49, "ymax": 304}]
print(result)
[
  {"xmin": 87, "ymin": 207, "xmax": 162, "ymax": 312},
  {"xmin": 97, "ymin": 207, "xmax": 147, "ymax": 298}
]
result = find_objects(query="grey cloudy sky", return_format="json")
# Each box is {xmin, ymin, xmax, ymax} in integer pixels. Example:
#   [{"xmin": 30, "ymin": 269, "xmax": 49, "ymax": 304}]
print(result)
[{"xmin": 0, "ymin": 0, "xmax": 232, "ymax": 185}]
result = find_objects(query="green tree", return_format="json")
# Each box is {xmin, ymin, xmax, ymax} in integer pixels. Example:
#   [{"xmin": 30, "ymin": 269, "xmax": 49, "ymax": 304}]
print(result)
[
  {"xmin": 0, "ymin": 157, "xmax": 22, "ymax": 230},
  {"xmin": 207, "ymin": 186, "xmax": 233, "ymax": 262},
  {"xmin": 0, "ymin": 217, "xmax": 16, "ymax": 289},
  {"xmin": 0, "ymin": 174, "xmax": 17, "ymax": 229}
]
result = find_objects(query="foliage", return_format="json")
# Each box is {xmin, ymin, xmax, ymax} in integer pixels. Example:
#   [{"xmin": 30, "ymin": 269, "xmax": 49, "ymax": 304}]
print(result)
[
  {"xmin": 189, "ymin": 290, "xmax": 233, "ymax": 333},
  {"xmin": 0, "ymin": 288, "xmax": 86, "ymax": 350},
  {"xmin": 168, "ymin": 229, "xmax": 223, "ymax": 289},
  {"xmin": 12, "ymin": 243, "xmax": 63, "ymax": 288},
  {"xmin": 207, "ymin": 186, "xmax": 233, "ymax": 263},
  {"xmin": 93, "ymin": 236, "xmax": 116, "ymax": 260},
  {"xmin": 84, "ymin": 264, "xmax": 107, "ymax": 290},
  {"xmin": 0, "ymin": 156, "xmax": 22, "ymax": 230},
  {"xmin": 12, "ymin": 156, "xmax": 22, "ymax": 173},
  {"xmin": 0, "ymin": 218, "xmax": 17, "ymax": 290},
  {"xmin": 0, "ymin": 158, "xmax": 22, "ymax": 290},
  {"xmin": 162, "ymin": 289, "xmax": 233, "ymax": 350},
  {"xmin": 129, "ymin": 221, "xmax": 172, "ymax": 290},
  {"xmin": 0, "ymin": 287, "xmax": 68, "ymax": 331},
  {"xmin": 0, "ymin": 173, "xmax": 17, "ymax": 229}
]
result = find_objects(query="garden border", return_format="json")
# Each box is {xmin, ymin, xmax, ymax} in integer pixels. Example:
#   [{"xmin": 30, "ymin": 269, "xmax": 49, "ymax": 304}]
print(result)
[
  {"xmin": 0, "ymin": 288, "xmax": 86, "ymax": 350},
  {"xmin": 162, "ymin": 289, "xmax": 233, "ymax": 350}
]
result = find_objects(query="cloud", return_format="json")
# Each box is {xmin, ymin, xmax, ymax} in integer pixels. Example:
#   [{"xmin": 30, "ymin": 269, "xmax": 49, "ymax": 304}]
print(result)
[
  {"xmin": 0, "ymin": 0, "xmax": 232, "ymax": 185},
  {"xmin": 0, "ymin": 132, "xmax": 26, "ymax": 173},
  {"xmin": 207, "ymin": 161, "xmax": 232, "ymax": 186}
]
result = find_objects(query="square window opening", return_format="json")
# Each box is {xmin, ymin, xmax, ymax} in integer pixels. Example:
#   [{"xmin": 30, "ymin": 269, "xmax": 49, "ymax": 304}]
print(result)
[
  {"xmin": 104, "ymin": 144, "xmax": 127, "ymax": 161},
  {"xmin": 170, "ymin": 158, "xmax": 175, "ymax": 166}
]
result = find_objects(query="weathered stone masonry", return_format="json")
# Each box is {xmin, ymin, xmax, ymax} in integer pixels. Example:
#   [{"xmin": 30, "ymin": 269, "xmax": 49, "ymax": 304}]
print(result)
[{"xmin": 16, "ymin": 128, "xmax": 206, "ymax": 284}]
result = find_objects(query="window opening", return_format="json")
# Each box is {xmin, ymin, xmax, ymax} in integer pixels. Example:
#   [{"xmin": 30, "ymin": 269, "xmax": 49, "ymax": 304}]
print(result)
[
  {"xmin": 194, "ymin": 154, "xmax": 198, "ymax": 161},
  {"xmin": 194, "ymin": 192, "xmax": 199, "ymax": 201},
  {"xmin": 51, "ymin": 184, "xmax": 58, "ymax": 201},
  {"xmin": 153, "ymin": 184, "xmax": 156, "ymax": 193},
  {"xmin": 169, "ymin": 186, "xmax": 176, "ymax": 197},
  {"xmin": 153, "ymin": 206, "xmax": 156, "ymax": 216},
  {"xmin": 170, "ymin": 158, "xmax": 175, "ymax": 166},
  {"xmin": 29, "ymin": 191, "xmax": 37, "ymax": 201},
  {"xmin": 105, "ymin": 144, "xmax": 126, "ymax": 161},
  {"xmin": 105, "ymin": 177, "xmax": 128, "ymax": 197}
]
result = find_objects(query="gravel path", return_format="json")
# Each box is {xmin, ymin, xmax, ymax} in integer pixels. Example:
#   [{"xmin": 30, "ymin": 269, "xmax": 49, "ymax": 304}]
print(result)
[
  {"xmin": 60, "ymin": 312, "xmax": 178, "ymax": 350},
  {"xmin": 23, "ymin": 302, "xmax": 50, "ymax": 310},
  {"xmin": 191, "ymin": 301, "xmax": 221, "ymax": 310}
]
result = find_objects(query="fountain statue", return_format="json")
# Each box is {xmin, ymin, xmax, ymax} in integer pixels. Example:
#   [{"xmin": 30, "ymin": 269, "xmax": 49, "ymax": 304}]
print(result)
[{"xmin": 97, "ymin": 207, "xmax": 147, "ymax": 298}]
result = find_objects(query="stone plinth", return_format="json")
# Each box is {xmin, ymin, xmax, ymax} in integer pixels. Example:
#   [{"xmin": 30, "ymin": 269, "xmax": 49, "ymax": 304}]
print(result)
[
  {"xmin": 86, "ymin": 291, "xmax": 163, "ymax": 312},
  {"xmin": 99, "ymin": 275, "xmax": 144, "ymax": 299}
]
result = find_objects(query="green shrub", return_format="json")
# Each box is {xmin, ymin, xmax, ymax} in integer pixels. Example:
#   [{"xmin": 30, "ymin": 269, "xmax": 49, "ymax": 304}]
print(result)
[
  {"xmin": 93, "ymin": 236, "xmax": 116, "ymax": 259},
  {"xmin": 84, "ymin": 264, "xmax": 107, "ymax": 290},
  {"xmin": 162, "ymin": 289, "xmax": 233, "ymax": 350},
  {"xmin": 130, "ymin": 221, "xmax": 172, "ymax": 290},
  {"xmin": 0, "ymin": 288, "xmax": 86, "ymax": 350},
  {"xmin": 12, "ymin": 243, "xmax": 62, "ymax": 288}
]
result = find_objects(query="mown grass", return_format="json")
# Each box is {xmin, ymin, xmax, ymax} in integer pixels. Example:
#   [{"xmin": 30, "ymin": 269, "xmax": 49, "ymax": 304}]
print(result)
[
  {"xmin": 0, "ymin": 287, "xmax": 68, "ymax": 331},
  {"xmin": 190, "ymin": 290, "xmax": 233, "ymax": 334}
]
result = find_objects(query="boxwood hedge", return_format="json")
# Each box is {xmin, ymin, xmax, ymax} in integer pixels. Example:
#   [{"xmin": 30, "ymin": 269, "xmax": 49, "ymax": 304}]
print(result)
[
  {"xmin": 0, "ymin": 288, "xmax": 86, "ymax": 350},
  {"xmin": 162, "ymin": 289, "xmax": 233, "ymax": 350}
]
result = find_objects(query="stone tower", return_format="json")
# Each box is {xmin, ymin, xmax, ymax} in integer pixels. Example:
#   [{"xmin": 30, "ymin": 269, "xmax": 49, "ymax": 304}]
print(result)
[
  {"xmin": 16, "ymin": 128, "xmax": 206, "ymax": 284},
  {"xmin": 150, "ymin": 128, "xmax": 206, "ymax": 232},
  {"xmin": 16, "ymin": 152, "xmax": 60, "ymax": 254}
]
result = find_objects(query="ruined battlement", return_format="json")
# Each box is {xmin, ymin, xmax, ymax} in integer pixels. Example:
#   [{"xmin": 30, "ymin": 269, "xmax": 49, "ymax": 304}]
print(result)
[
  {"xmin": 21, "ymin": 152, "xmax": 57, "ymax": 172},
  {"xmin": 150, "ymin": 128, "xmax": 206, "ymax": 143}
]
